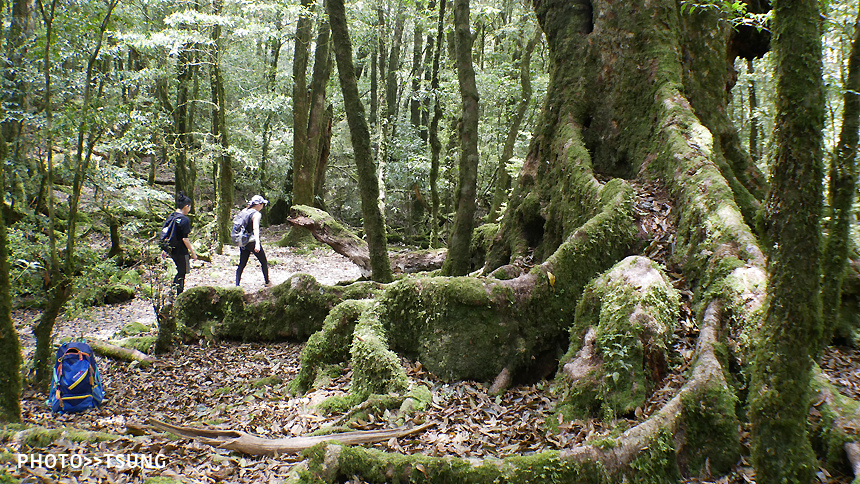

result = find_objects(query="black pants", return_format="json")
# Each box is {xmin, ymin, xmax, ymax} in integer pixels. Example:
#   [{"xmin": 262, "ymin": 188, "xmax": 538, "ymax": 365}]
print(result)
[
  {"xmin": 236, "ymin": 245, "xmax": 270, "ymax": 286},
  {"xmin": 171, "ymin": 253, "xmax": 190, "ymax": 293}
]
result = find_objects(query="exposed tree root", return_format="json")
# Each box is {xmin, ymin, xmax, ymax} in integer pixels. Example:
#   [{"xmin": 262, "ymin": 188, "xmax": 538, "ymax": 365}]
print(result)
[
  {"xmin": 287, "ymin": 301, "xmax": 734, "ymax": 483},
  {"xmin": 146, "ymin": 418, "xmax": 433, "ymax": 456}
]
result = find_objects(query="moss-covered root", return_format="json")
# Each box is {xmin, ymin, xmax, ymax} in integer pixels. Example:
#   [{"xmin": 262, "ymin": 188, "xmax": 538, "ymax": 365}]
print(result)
[
  {"xmin": 554, "ymin": 256, "xmax": 680, "ymax": 421},
  {"xmin": 350, "ymin": 302, "xmax": 409, "ymax": 396},
  {"xmin": 0, "ymin": 424, "xmax": 124, "ymax": 447},
  {"xmin": 810, "ymin": 370, "xmax": 860, "ymax": 477},
  {"xmin": 291, "ymin": 300, "xmax": 373, "ymax": 394},
  {"xmin": 172, "ymin": 274, "xmax": 381, "ymax": 343},
  {"xmin": 291, "ymin": 444, "xmax": 610, "ymax": 484},
  {"xmin": 289, "ymin": 301, "xmax": 737, "ymax": 484}
]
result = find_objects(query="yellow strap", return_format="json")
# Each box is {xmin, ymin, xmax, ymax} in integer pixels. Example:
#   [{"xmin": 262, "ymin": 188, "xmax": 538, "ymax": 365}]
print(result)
[{"xmin": 68, "ymin": 367, "xmax": 89, "ymax": 391}]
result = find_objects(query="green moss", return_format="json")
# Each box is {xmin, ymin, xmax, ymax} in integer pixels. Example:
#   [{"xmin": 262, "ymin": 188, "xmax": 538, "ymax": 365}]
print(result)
[
  {"xmin": 300, "ymin": 443, "xmax": 611, "ymax": 483},
  {"xmin": 555, "ymin": 256, "xmax": 679, "ymax": 421},
  {"xmin": 173, "ymin": 275, "xmax": 380, "ymax": 345},
  {"xmin": 115, "ymin": 335, "xmax": 156, "ymax": 353},
  {"xmin": 350, "ymin": 303, "xmax": 408, "ymax": 395},
  {"xmin": 253, "ymin": 376, "xmax": 284, "ymax": 388},
  {"xmin": 678, "ymin": 382, "xmax": 740, "ymax": 477},
  {"xmin": 118, "ymin": 321, "xmax": 152, "ymax": 337},
  {"xmin": 316, "ymin": 393, "xmax": 366, "ymax": 414},
  {"xmin": 627, "ymin": 428, "xmax": 681, "ymax": 484},
  {"xmin": 1, "ymin": 425, "xmax": 124, "ymax": 448},
  {"xmin": 291, "ymin": 300, "xmax": 371, "ymax": 394}
]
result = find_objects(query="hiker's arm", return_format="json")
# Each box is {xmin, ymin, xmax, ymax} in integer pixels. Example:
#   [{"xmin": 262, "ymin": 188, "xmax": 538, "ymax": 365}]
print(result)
[
  {"xmin": 183, "ymin": 237, "xmax": 197, "ymax": 259},
  {"xmin": 253, "ymin": 212, "xmax": 262, "ymax": 252}
]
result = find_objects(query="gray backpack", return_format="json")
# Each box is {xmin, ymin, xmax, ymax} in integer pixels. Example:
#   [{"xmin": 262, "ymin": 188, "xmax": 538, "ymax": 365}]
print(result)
[{"xmin": 230, "ymin": 209, "xmax": 255, "ymax": 247}]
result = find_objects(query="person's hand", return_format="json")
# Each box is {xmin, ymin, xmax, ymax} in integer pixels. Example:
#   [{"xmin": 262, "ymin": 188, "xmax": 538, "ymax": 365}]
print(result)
[{"xmin": 254, "ymin": 242, "xmax": 261, "ymax": 253}]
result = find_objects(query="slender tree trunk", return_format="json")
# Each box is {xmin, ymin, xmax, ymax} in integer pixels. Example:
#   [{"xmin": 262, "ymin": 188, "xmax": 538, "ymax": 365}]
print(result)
[
  {"xmin": 489, "ymin": 26, "xmax": 540, "ymax": 223},
  {"xmin": 428, "ymin": 0, "xmax": 445, "ymax": 248},
  {"xmin": 304, "ymin": 15, "xmax": 333, "ymax": 208},
  {"xmin": 211, "ymin": 0, "xmax": 232, "ymax": 247},
  {"xmin": 409, "ymin": 8, "xmax": 424, "ymax": 135},
  {"xmin": 292, "ymin": 0, "xmax": 314, "ymax": 206},
  {"xmin": 378, "ymin": 4, "xmax": 405, "ymax": 221},
  {"xmin": 370, "ymin": 45, "xmax": 379, "ymax": 126},
  {"xmin": 0, "ymin": 134, "xmax": 22, "ymax": 423},
  {"xmin": 441, "ymin": 0, "xmax": 480, "ymax": 276},
  {"xmin": 174, "ymin": 44, "xmax": 192, "ymax": 201},
  {"xmin": 746, "ymin": 58, "xmax": 759, "ymax": 161},
  {"xmin": 420, "ymin": 1, "xmax": 436, "ymax": 143},
  {"xmin": 328, "ymin": 0, "xmax": 393, "ymax": 283},
  {"xmin": 749, "ymin": 0, "xmax": 824, "ymax": 481},
  {"xmin": 822, "ymin": 8, "xmax": 860, "ymax": 345},
  {"xmin": 314, "ymin": 106, "xmax": 333, "ymax": 209}
]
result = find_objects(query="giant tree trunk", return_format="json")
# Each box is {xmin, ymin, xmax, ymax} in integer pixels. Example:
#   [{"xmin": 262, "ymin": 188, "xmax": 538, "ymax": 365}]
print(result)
[
  {"xmin": 328, "ymin": 0, "xmax": 393, "ymax": 283},
  {"xmin": 441, "ymin": 0, "xmax": 480, "ymax": 276}
]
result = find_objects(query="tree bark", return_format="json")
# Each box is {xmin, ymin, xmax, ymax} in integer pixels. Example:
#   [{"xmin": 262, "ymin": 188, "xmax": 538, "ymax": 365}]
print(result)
[
  {"xmin": 328, "ymin": 0, "xmax": 393, "ymax": 283},
  {"xmin": 749, "ymin": 0, "xmax": 825, "ymax": 481},
  {"xmin": 441, "ymin": 0, "xmax": 480, "ymax": 276}
]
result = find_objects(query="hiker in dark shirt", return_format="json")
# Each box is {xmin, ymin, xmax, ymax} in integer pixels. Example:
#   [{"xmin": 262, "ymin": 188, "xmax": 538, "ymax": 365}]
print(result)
[
  {"xmin": 235, "ymin": 195, "xmax": 271, "ymax": 287},
  {"xmin": 162, "ymin": 193, "xmax": 197, "ymax": 293}
]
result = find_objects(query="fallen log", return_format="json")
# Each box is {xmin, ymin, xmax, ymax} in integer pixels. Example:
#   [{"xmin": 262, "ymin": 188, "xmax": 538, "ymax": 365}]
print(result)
[
  {"xmin": 88, "ymin": 338, "xmax": 157, "ymax": 367},
  {"xmin": 286, "ymin": 205, "xmax": 446, "ymax": 275},
  {"xmin": 146, "ymin": 418, "xmax": 434, "ymax": 456}
]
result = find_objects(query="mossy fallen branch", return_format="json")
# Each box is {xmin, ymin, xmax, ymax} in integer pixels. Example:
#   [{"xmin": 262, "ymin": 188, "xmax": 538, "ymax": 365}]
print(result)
[
  {"xmin": 88, "ymin": 338, "xmax": 157, "ymax": 367},
  {"xmin": 287, "ymin": 205, "xmax": 448, "ymax": 275}
]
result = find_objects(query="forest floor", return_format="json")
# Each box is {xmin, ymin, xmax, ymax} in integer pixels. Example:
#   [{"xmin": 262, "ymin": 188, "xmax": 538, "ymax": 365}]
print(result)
[{"xmin": 4, "ymin": 224, "xmax": 860, "ymax": 483}]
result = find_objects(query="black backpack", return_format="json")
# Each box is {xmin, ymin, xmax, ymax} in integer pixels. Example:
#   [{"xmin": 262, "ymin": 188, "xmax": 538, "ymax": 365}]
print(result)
[
  {"xmin": 230, "ymin": 209, "xmax": 255, "ymax": 247},
  {"xmin": 159, "ymin": 213, "xmax": 181, "ymax": 252}
]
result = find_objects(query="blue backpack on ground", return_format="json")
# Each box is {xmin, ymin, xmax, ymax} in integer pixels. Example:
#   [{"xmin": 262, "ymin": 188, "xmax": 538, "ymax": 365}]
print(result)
[{"xmin": 48, "ymin": 342, "xmax": 105, "ymax": 414}]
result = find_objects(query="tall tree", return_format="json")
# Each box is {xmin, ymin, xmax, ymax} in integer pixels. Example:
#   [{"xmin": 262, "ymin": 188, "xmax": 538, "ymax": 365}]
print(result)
[
  {"xmin": 305, "ymin": 16, "xmax": 333, "ymax": 207},
  {"xmin": 441, "ymin": 0, "xmax": 479, "ymax": 276},
  {"xmin": 749, "ymin": 0, "xmax": 825, "ymax": 481},
  {"xmin": 211, "ymin": 0, "xmax": 233, "ymax": 247},
  {"xmin": 427, "ymin": 0, "xmax": 445, "ymax": 248},
  {"xmin": 328, "ymin": 0, "xmax": 393, "ymax": 283},
  {"xmin": 0, "ymin": 134, "xmax": 22, "ymax": 423},
  {"xmin": 291, "ymin": 0, "xmax": 314, "ymax": 207}
]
